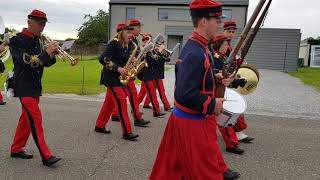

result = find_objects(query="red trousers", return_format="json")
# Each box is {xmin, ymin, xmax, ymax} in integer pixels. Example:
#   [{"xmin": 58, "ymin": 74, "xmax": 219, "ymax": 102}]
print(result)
[
  {"xmin": 112, "ymin": 80, "xmax": 143, "ymax": 121},
  {"xmin": 218, "ymin": 125, "xmax": 240, "ymax": 149},
  {"xmin": 234, "ymin": 114, "xmax": 248, "ymax": 132},
  {"xmin": 138, "ymin": 80, "xmax": 160, "ymax": 113},
  {"xmin": 0, "ymin": 90, "xmax": 3, "ymax": 102},
  {"xmin": 96, "ymin": 87, "xmax": 132, "ymax": 135},
  {"xmin": 11, "ymin": 97, "xmax": 52, "ymax": 160},
  {"xmin": 145, "ymin": 79, "xmax": 171, "ymax": 109},
  {"xmin": 149, "ymin": 114, "xmax": 228, "ymax": 180}
]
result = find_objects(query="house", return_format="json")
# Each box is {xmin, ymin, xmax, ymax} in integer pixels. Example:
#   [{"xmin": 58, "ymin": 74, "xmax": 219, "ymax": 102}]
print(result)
[
  {"xmin": 299, "ymin": 38, "xmax": 320, "ymax": 67},
  {"xmin": 109, "ymin": 0, "xmax": 248, "ymax": 61},
  {"xmin": 108, "ymin": 0, "xmax": 301, "ymax": 71}
]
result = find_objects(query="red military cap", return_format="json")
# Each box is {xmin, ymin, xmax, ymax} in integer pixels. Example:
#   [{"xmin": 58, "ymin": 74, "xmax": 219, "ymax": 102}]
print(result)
[
  {"xmin": 224, "ymin": 21, "xmax": 237, "ymax": 30},
  {"xmin": 212, "ymin": 34, "xmax": 228, "ymax": 43},
  {"xmin": 189, "ymin": 0, "xmax": 223, "ymax": 18},
  {"xmin": 128, "ymin": 19, "xmax": 142, "ymax": 26},
  {"xmin": 142, "ymin": 33, "xmax": 152, "ymax": 41},
  {"xmin": 116, "ymin": 23, "xmax": 133, "ymax": 32},
  {"xmin": 28, "ymin": 9, "xmax": 48, "ymax": 22}
]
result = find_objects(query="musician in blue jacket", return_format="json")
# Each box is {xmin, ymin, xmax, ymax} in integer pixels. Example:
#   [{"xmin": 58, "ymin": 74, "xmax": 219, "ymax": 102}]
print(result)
[{"xmin": 149, "ymin": 0, "xmax": 240, "ymax": 179}]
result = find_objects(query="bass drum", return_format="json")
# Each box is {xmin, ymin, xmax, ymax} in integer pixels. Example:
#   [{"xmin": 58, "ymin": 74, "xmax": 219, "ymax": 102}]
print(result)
[
  {"xmin": 217, "ymin": 88, "xmax": 247, "ymax": 127},
  {"xmin": 234, "ymin": 64, "xmax": 260, "ymax": 95}
]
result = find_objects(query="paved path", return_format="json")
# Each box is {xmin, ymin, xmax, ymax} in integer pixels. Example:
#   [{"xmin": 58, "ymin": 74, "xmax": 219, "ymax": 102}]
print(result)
[{"xmin": 1, "ymin": 67, "xmax": 319, "ymax": 180}]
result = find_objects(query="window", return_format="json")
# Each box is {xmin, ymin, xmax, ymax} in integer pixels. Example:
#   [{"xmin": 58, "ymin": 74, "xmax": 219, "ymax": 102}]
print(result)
[
  {"xmin": 126, "ymin": 7, "xmax": 135, "ymax": 22},
  {"xmin": 158, "ymin": 8, "xmax": 191, "ymax": 21},
  {"xmin": 222, "ymin": 9, "xmax": 232, "ymax": 22}
]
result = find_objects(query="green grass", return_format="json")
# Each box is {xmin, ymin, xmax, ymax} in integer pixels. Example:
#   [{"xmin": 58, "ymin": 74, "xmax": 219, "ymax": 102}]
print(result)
[
  {"xmin": 1, "ymin": 56, "xmax": 105, "ymax": 95},
  {"xmin": 289, "ymin": 67, "xmax": 320, "ymax": 91},
  {"xmin": 1, "ymin": 55, "xmax": 172, "ymax": 95}
]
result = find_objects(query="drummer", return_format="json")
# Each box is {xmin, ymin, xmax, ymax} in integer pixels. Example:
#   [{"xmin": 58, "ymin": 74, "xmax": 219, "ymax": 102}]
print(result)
[
  {"xmin": 210, "ymin": 34, "xmax": 246, "ymax": 155},
  {"xmin": 223, "ymin": 21, "xmax": 255, "ymax": 144}
]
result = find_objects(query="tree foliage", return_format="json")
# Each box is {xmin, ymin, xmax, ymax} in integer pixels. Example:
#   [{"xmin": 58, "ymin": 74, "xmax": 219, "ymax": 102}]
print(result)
[{"xmin": 77, "ymin": 9, "xmax": 109, "ymax": 46}]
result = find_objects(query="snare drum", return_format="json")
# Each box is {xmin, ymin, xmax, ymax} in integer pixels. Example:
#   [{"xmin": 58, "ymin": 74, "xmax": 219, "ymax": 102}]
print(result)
[{"xmin": 217, "ymin": 88, "xmax": 247, "ymax": 127}]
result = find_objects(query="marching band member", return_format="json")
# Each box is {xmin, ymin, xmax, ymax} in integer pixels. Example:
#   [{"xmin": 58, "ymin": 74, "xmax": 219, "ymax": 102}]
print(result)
[
  {"xmin": 149, "ymin": 0, "xmax": 240, "ymax": 179},
  {"xmin": 0, "ymin": 41, "xmax": 6, "ymax": 105},
  {"xmin": 210, "ymin": 34, "xmax": 245, "ymax": 155},
  {"xmin": 95, "ymin": 23, "xmax": 141, "ymax": 140},
  {"xmin": 143, "ymin": 40, "xmax": 173, "ymax": 112},
  {"xmin": 111, "ymin": 19, "xmax": 151, "ymax": 125},
  {"xmin": 128, "ymin": 19, "xmax": 164, "ymax": 118},
  {"xmin": 137, "ymin": 34, "xmax": 165, "ymax": 117},
  {"xmin": 9, "ymin": 10, "xmax": 61, "ymax": 167},
  {"xmin": 223, "ymin": 21, "xmax": 255, "ymax": 143}
]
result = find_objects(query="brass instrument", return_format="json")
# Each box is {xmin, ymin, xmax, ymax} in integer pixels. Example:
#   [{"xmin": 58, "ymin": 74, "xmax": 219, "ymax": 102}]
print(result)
[
  {"xmin": 152, "ymin": 34, "xmax": 180, "ymax": 60},
  {"xmin": 133, "ymin": 42, "xmax": 153, "ymax": 74},
  {"xmin": 0, "ymin": 43, "xmax": 10, "ymax": 63},
  {"xmin": 41, "ymin": 35, "xmax": 78, "ymax": 66},
  {"xmin": 234, "ymin": 64, "xmax": 260, "ymax": 95},
  {"xmin": 119, "ymin": 41, "xmax": 139, "ymax": 84},
  {"xmin": 119, "ymin": 42, "xmax": 154, "ymax": 84},
  {"xmin": 161, "ymin": 43, "xmax": 180, "ymax": 61}
]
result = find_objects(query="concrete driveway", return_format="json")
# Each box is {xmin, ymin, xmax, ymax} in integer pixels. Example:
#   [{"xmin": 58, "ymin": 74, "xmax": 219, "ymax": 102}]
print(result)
[{"xmin": 0, "ymin": 67, "xmax": 319, "ymax": 180}]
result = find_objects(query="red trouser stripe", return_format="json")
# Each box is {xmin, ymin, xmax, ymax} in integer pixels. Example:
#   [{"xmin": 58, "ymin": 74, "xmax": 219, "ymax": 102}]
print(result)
[
  {"xmin": 124, "ymin": 80, "xmax": 143, "ymax": 120},
  {"xmin": 137, "ymin": 81, "xmax": 147, "ymax": 105},
  {"xmin": 144, "ymin": 80, "xmax": 160, "ymax": 113},
  {"xmin": 11, "ymin": 97, "xmax": 52, "ymax": 160},
  {"xmin": 96, "ymin": 87, "xmax": 132, "ymax": 134}
]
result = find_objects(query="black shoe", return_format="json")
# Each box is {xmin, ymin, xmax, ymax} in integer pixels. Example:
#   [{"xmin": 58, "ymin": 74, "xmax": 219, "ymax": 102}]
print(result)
[
  {"xmin": 165, "ymin": 107, "xmax": 173, "ymax": 112},
  {"xmin": 42, "ymin": 156, "xmax": 61, "ymax": 167},
  {"xmin": 134, "ymin": 119, "xmax": 150, "ymax": 127},
  {"xmin": 226, "ymin": 147, "xmax": 244, "ymax": 155},
  {"xmin": 122, "ymin": 133, "xmax": 139, "ymax": 141},
  {"xmin": 239, "ymin": 136, "xmax": 255, "ymax": 143},
  {"xmin": 111, "ymin": 116, "xmax": 120, "ymax": 122},
  {"xmin": 143, "ymin": 105, "xmax": 152, "ymax": 109},
  {"xmin": 0, "ymin": 101, "xmax": 6, "ymax": 105},
  {"xmin": 95, "ymin": 127, "xmax": 111, "ymax": 134},
  {"xmin": 153, "ymin": 112, "xmax": 166, "ymax": 117},
  {"xmin": 11, "ymin": 151, "xmax": 33, "ymax": 159},
  {"xmin": 224, "ymin": 169, "xmax": 240, "ymax": 180}
]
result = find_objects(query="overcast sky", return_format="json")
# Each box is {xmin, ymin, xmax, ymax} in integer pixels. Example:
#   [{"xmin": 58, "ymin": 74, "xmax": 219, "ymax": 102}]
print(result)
[{"xmin": 0, "ymin": 0, "xmax": 318, "ymax": 40}]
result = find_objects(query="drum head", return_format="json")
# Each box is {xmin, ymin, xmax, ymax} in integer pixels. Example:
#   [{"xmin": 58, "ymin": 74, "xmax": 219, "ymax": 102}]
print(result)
[{"xmin": 223, "ymin": 88, "xmax": 247, "ymax": 114}]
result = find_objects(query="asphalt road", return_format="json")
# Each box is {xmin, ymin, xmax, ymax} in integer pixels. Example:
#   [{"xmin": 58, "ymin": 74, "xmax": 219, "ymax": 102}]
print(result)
[{"xmin": 0, "ymin": 96, "xmax": 320, "ymax": 180}]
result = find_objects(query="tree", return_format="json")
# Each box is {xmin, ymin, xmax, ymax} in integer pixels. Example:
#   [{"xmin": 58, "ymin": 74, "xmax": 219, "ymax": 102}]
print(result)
[{"xmin": 77, "ymin": 9, "xmax": 109, "ymax": 46}]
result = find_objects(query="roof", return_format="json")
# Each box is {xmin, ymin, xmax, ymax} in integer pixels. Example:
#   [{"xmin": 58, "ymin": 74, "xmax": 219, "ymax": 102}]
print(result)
[{"xmin": 109, "ymin": 0, "xmax": 249, "ymax": 6}]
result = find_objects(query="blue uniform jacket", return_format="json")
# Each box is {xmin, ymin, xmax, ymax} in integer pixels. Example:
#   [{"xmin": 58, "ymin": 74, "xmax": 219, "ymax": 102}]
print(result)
[{"xmin": 174, "ymin": 32, "xmax": 216, "ymax": 115}]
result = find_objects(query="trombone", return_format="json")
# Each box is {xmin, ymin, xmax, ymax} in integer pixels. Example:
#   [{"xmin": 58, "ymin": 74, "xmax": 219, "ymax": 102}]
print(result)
[{"xmin": 40, "ymin": 35, "xmax": 79, "ymax": 66}]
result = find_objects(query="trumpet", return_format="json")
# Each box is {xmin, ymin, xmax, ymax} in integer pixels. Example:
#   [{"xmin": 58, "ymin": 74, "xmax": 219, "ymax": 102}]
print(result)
[
  {"xmin": 40, "ymin": 35, "xmax": 78, "ymax": 66},
  {"xmin": 0, "ymin": 43, "xmax": 10, "ymax": 63}
]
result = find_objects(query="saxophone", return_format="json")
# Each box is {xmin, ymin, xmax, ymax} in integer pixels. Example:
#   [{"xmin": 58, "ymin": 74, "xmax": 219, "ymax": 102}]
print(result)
[
  {"xmin": 132, "ymin": 42, "xmax": 154, "ymax": 76},
  {"xmin": 119, "ymin": 41, "xmax": 138, "ymax": 84}
]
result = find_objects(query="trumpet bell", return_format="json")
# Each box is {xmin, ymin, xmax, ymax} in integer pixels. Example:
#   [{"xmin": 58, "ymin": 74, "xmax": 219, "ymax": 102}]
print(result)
[
  {"xmin": 235, "ymin": 64, "xmax": 260, "ymax": 95},
  {"xmin": 0, "ymin": 47, "xmax": 10, "ymax": 63},
  {"xmin": 70, "ymin": 57, "xmax": 79, "ymax": 66}
]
